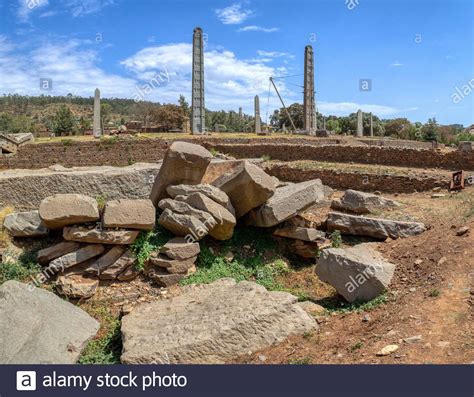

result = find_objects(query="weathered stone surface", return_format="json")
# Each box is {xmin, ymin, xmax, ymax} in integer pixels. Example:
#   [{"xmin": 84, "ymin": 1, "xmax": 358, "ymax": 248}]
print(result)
[
  {"xmin": 202, "ymin": 159, "xmax": 243, "ymax": 185},
  {"xmin": 326, "ymin": 212, "xmax": 426, "ymax": 239},
  {"xmin": 84, "ymin": 245, "xmax": 127, "ymax": 276},
  {"xmin": 0, "ymin": 163, "xmax": 161, "ymax": 211},
  {"xmin": 63, "ymin": 226, "xmax": 139, "ymax": 245},
  {"xmin": 103, "ymin": 199, "xmax": 155, "ymax": 230},
  {"xmin": 37, "ymin": 241, "xmax": 81, "ymax": 265},
  {"xmin": 158, "ymin": 198, "xmax": 215, "ymax": 225},
  {"xmin": 296, "ymin": 301, "xmax": 326, "ymax": 316},
  {"xmin": 149, "ymin": 253, "xmax": 196, "ymax": 274},
  {"xmin": 158, "ymin": 209, "xmax": 210, "ymax": 240},
  {"xmin": 315, "ymin": 244, "xmax": 395, "ymax": 302},
  {"xmin": 117, "ymin": 265, "xmax": 140, "ymax": 281},
  {"xmin": 212, "ymin": 160, "xmax": 276, "ymax": 217},
  {"xmin": 145, "ymin": 266, "xmax": 185, "ymax": 287},
  {"xmin": 150, "ymin": 142, "xmax": 212, "ymax": 205},
  {"xmin": 0, "ymin": 280, "xmax": 99, "ymax": 364},
  {"xmin": 99, "ymin": 249, "xmax": 136, "ymax": 280},
  {"xmin": 39, "ymin": 194, "xmax": 100, "ymax": 229},
  {"xmin": 167, "ymin": 184, "xmax": 235, "ymax": 215},
  {"xmin": 331, "ymin": 189, "xmax": 400, "ymax": 214},
  {"xmin": 274, "ymin": 226, "xmax": 326, "ymax": 242},
  {"xmin": 247, "ymin": 179, "xmax": 330, "ymax": 227},
  {"xmin": 56, "ymin": 273, "xmax": 99, "ymax": 299},
  {"xmin": 159, "ymin": 237, "xmax": 200, "ymax": 260},
  {"xmin": 3, "ymin": 210, "xmax": 48, "ymax": 237},
  {"xmin": 121, "ymin": 279, "xmax": 316, "ymax": 364},
  {"xmin": 47, "ymin": 244, "xmax": 105, "ymax": 272},
  {"xmin": 175, "ymin": 192, "xmax": 236, "ymax": 240}
]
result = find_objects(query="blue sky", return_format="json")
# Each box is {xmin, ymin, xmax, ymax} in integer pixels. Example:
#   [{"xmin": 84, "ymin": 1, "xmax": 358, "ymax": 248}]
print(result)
[{"xmin": 0, "ymin": 0, "xmax": 472, "ymax": 125}]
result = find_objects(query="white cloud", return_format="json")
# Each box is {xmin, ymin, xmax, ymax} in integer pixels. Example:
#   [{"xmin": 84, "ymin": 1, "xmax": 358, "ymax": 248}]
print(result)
[
  {"xmin": 238, "ymin": 25, "xmax": 279, "ymax": 33},
  {"xmin": 17, "ymin": 0, "xmax": 49, "ymax": 22},
  {"xmin": 65, "ymin": 0, "xmax": 114, "ymax": 17},
  {"xmin": 318, "ymin": 101, "xmax": 418, "ymax": 116},
  {"xmin": 215, "ymin": 3, "xmax": 253, "ymax": 25},
  {"xmin": 390, "ymin": 61, "xmax": 403, "ymax": 67},
  {"xmin": 257, "ymin": 50, "xmax": 292, "ymax": 58}
]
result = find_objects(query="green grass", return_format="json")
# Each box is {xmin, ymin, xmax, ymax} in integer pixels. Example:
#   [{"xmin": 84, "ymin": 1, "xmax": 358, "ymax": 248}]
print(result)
[
  {"xmin": 350, "ymin": 341, "xmax": 364, "ymax": 351},
  {"xmin": 428, "ymin": 288, "xmax": 440, "ymax": 297},
  {"xmin": 323, "ymin": 293, "xmax": 389, "ymax": 314},
  {"xmin": 288, "ymin": 356, "xmax": 312, "ymax": 365},
  {"xmin": 131, "ymin": 226, "xmax": 173, "ymax": 271},
  {"xmin": 0, "ymin": 249, "xmax": 41, "ymax": 285}
]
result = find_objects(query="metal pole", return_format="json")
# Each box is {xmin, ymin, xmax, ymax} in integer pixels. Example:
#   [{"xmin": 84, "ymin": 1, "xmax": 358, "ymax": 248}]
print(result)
[{"xmin": 270, "ymin": 77, "xmax": 297, "ymax": 133}]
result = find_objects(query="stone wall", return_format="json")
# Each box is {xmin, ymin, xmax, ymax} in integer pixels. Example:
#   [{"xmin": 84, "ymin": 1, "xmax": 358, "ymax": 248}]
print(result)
[{"xmin": 1, "ymin": 137, "xmax": 472, "ymax": 171}]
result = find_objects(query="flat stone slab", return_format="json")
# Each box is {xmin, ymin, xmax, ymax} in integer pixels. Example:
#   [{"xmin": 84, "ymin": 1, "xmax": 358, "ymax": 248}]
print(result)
[
  {"xmin": 121, "ymin": 278, "xmax": 316, "ymax": 364},
  {"xmin": 316, "ymin": 244, "xmax": 395, "ymax": 302},
  {"xmin": 37, "ymin": 241, "xmax": 81, "ymax": 265},
  {"xmin": 326, "ymin": 212, "xmax": 426, "ymax": 239},
  {"xmin": 63, "ymin": 226, "xmax": 139, "ymax": 245},
  {"xmin": 159, "ymin": 237, "xmax": 200, "ymax": 260},
  {"xmin": 0, "ymin": 281, "xmax": 99, "ymax": 364},
  {"xmin": 47, "ymin": 244, "xmax": 105, "ymax": 272},
  {"xmin": 99, "ymin": 249, "xmax": 136, "ymax": 280},
  {"xmin": 331, "ymin": 189, "xmax": 400, "ymax": 214},
  {"xmin": 103, "ymin": 199, "xmax": 156, "ymax": 230},
  {"xmin": 274, "ymin": 226, "xmax": 326, "ymax": 242},
  {"xmin": 3, "ymin": 210, "xmax": 49, "ymax": 237},
  {"xmin": 158, "ymin": 209, "xmax": 210, "ymax": 240}
]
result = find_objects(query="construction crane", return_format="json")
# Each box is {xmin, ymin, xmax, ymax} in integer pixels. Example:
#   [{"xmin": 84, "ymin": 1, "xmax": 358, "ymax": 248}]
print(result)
[{"xmin": 268, "ymin": 77, "xmax": 298, "ymax": 134}]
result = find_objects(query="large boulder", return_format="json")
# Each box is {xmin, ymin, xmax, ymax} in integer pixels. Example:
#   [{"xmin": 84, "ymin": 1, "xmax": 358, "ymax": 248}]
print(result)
[
  {"xmin": 326, "ymin": 212, "xmax": 426, "ymax": 239},
  {"xmin": 39, "ymin": 194, "xmax": 100, "ymax": 229},
  {"xmin": 315, "ymin": 244, "xmax": 395, "ymax": 302},
  {"xmin": 63, "ymin": 226, "xmax": 139, "ymax": 245},
  {"xmin": 0, "ymin": 281, "xmax": 99, "ymax": 363},
  {"xmin": 247, "ymin": 179, "xmax": 331, "ymax": 227},
  {"xmin": 167, "ymin": 184, "xmax": 235, "ymax": 215},
  {"xmin": 331, "ymin": 190, "xmax": 400, "ymax": 214},
  {"xmin": 158, "ymin": 198, "xmax": 215, "ymax": 225},
  {"xmin": 3, "ymin": 210, "xmax": 49, "ymax": 237},
  {"xmin": 121, "ymin": 278, "xmax": 316, "ymax": 364},
  {"xmin": 158, "ymin": 209, "xmax": 210, "ymax": 240},
  {"xmin": 212, "ymin": 160, "xmax": 276, "ymax": 217},
  {"xmin": 175, "ymin": 192, "xmax": 236, "ymax": 240},
  {"xmin": 150, "ymin": 142, "xmax": 212, "ymax": 206},
  {"xmin": 103, "ymin": 199, "xmax": 155, "ymax": 230}
]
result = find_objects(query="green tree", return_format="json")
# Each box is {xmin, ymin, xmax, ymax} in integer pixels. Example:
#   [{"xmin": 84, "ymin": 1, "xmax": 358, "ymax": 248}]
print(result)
[
  {"xmin": 421, "ymin": 118, "xmax": 440, "ymax": 142},
  {"xmin": 52, "ymin": 105, "xmax": 76, "ymax": 136},
  {"xmin": 178, "ymin": 95, "xmax": 190, "ymax": 117}
]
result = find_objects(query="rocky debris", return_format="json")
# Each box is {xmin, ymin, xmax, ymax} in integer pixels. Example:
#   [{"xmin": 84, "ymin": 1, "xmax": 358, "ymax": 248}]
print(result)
[
  {"xmin": 99, "ymin": 249, "xmax": 136, "ymax": 280},
  {"xmin": 56, "ymin": 272, "xmax": 99, "ymax": 299},
  {"xmin": 150, "ymin": 142, "xmax": 213, "ymax": 205},
  {"xmin": 315, "ymin": 244, "xmax": 395, "ymax": 302},
  {"xmin": 331, "ymin": 189, "xmax": 400, "ymax": 214},
  {"xmin": 376, "ymin": 344, "xmax": 399, "ymax": 356},
  {"xmin": 37, "ymin": 241, "xmax": 81, "ymax": 265},
  {"xmin": 103, "ymin": 199, "xmax": 155, "ymax": 230},
  {"xmin": 39, "ymin": 194, "xmax": 100, "ymax": 229},
  {"xmin": 326, "ymin": 212, "xmax": 426, "ymax": 239},
  {"xmin": 63, "ymin": 225, "xmax": 139, "ymax": 245},
  {"xmin": 145, "ymin": 267, "xmax": 188, "ymax": 287},
  {"xmin": 120, "ymin": 278, "xmax": 316, "ymax": 364},
  {"xmin": 0, "ymin": 280, "xmax": 99, "ymax": 364},
  {"xmin": 158, "ymin": 198, "xmax": 215, "ymax": 225},
  {"xmin": 456, "ymin": 226, "xmax": 469, "ymax": 236},
  {"xmin": 85, "ymin": 245, "xmax": 127, "ymax": 276},
  {"xmin": 247, "ymin": 179, "xmax": 331, "ymax": 227},
  {"xmin": 291, "ymin": 239, "xmax": 323, "ymax": 259},
  {"xmin": 274, "ymin": 226, "xmax": 326, "ymax": 242},
  {"xmin": 3, "ymin": 210, "xmax": 49, "ymax": 237},
  {"xmin": 175, "ymin": 192, "xmax": 236, "ymax": 240},
  {"xmin": 212, "ymin": 160, "xmax": 276, "ymax": 218},
  {"xmin": 201, "ymin": 159, "xmax": 244, "ymax": 185},
  {"xmin": 117, "ymin": 265, "xmax": 140, "ymax": 282},
  {"xmin": 167, "ymin": 184, "xmax": 235, "ymax": 215},
  {"xmin": 149, "ymin": 254, "xmax": 196, "ymax": 274},
  {"xmin": 47, "ymin": 244, "xmax": 105, "ymax": 273},
  {"xmin": 296, "ymin": 301, "xmax": 326, "ymax": 316},
  {"xmin": 159, "ymin": 237, "xmax": 200, "ymax": 260},
  {"xmin": 158, "ymin": 209, "xmax": 210, "ymax": 239},
  {"xmin": 403, "ymin": 334, "xmax": 422, "ymax": 344}
]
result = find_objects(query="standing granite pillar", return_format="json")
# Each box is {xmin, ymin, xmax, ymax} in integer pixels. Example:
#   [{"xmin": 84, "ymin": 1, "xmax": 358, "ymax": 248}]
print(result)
[
  {"xmin": 254, "ymin": 95, "xmax": 262, "ymax": 134},
  {"xmin": 356, "ymin": 109, "xmax": 363, "ymax": 137},
  {"xmin": 93, "ymin": 88, "xmax": 102, "ymax": 138},
  {"xmin": 192, "ymin": 27, "xmax": 205, "ymax": 135},
  {"xmin": 303, "ymin": 45, "xmax": 316, "ymax": 135},
  {"xmin": 370, "ymin": 113, "xmax": 374, "ymax": 137}
]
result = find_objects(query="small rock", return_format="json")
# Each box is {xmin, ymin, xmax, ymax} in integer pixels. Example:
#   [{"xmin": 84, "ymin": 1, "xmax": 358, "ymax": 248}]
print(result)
[
  {"xmin": 431, "ymin": 193, "xmax": 446, "ymax": 198},
  {"xmin": 3, "ymin": 210, "xmax": 49, "ymax": 237},
  {"xmin": 437, "ymin": 257, "xmax": 447, "ymax": 265},
  {"xmin": 436, "ymin": 341, "xmax": 450, "ymax": 348},
  {"xmin": 403, "ymin": 335, "xmax": 422, "ymax": 344},
  {"xmin": 297, "ymin": 301, "xmax": 326, "ymax": 316},
  {"xmin": 376, "ymin": 344, "xmax": 399, "ymax": 356},
  {"xmin": 414, "ymin": 259, "xmax": 423, "ymax": 265},
  {"xmin": 362, "ymin": 314, "xmax": 371, "ymax": 322},
  {"xmin": 456, "ymin": 226, "xmax": 469, "ymax": 236}
]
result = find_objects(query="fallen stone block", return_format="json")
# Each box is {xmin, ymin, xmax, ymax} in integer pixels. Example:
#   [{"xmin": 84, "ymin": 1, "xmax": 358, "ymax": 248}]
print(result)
[
  {"xmin": 103, "ymin": 199, "xmax": 155, "ymax": 230},
  {"xmin": 56, "ymin": 273, "xmax": 99, "ymax": 299},
  {"xmin": 326, "ymin": 212, "xmax": 426, "ymax": 239},
  {"xmin": 37, "ymin": 241, "xmax": 81, "ymax": 265},
  {"xmin": 296, "ymin": 301, "xmax": 326, "ymax": 316},
  {"xmin": 212, "ymin": 160, "xmax": 276, "ymax": 218},
  {"xmin": 0, "ymin": 280, "xmax": 99, "ymax": 364},
  {"xmin": 3, "ymin": 210, "xmax": 49, "ymax": 237},
  {"xmin": 274, "ymin": 226, "xmax": 326, "ymax": 242},
  {"xmin": 158, "ymin": 209, "xmax": 210, "ymax": 240},
  {"xmin": 121, "ymin": 278, "xmax": 316, "ymax": 364},
  {"xmin": 150, "ymin": 142, "xmax": 212, "ymax": 205},
  {"xmin": 63, "ymin": 226, "xmax": 139, "ymax": 245},
  {"xmin": 145, "ymin": 266, "xmax": 186, "ymax": 287},
  {"xmin": 247, "ymin": 179, "xmax": 330, "ymax": 227},
  {"xmin": 99, "ymin": 249, "xmax": 136, "ymax": 280},
  {"xmin": 47, "ymin": 244, "xmax": 105, "ymax": 272},
  {"xmin": 149, "ymin": 253, "xmax": 196, "ymax": 274},
  {"xmin": 159, "ymin": 237, "xmax": 200, "ymax": 260},
  {"xmin": 84, "ymin": 245, "xmax": 127, "ymax": 276},
  {"xmin": 315, "ymin": 244, "xmax": 395, "ymax": 302},
  {"xmin": 117, "ymin": 265, "xmax": 140, "ymax": 282},
  {"xmin": 39, "ymin": 194, "xmax": 100, "ymax": 229},
  {"xmin": 158, "ymin": 198, "xmax": 215, "ymax": 225},
  {"xmin": 331, "ymin": 189, "xmax": 400, "ymax": 214}
]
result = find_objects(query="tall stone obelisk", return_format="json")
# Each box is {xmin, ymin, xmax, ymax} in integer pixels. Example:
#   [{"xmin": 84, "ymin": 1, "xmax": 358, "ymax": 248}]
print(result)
[
  {"xmin": 192, "ymin": 27, "xmax": 205, "ymax": 135},
  {"xmin": 254, "ymin": 95, "xmax": 262, "ymax": 134},
  {"xmin": 93, "ymin": 88, "xmax": 102, "ymax": 138},
  {"xmin": 370, "ymin": 113, "xmax": 374, "ymax": 137},
  {"xmin": 303, "ymin": 45, "xmax": 316, "ymax": 135},
  {"xmin": 356, "ymin": 109, "xmax": 363, "ymax": 137}
]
